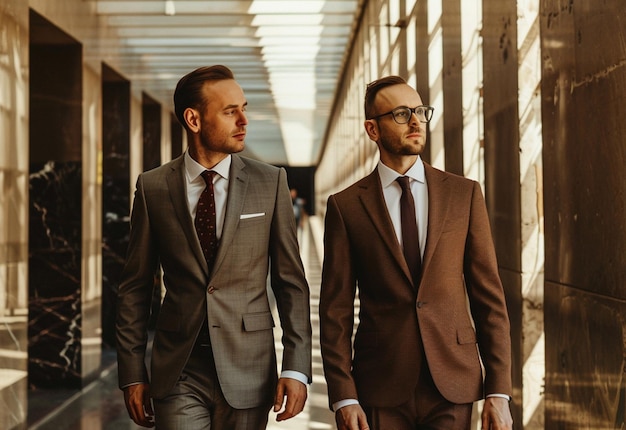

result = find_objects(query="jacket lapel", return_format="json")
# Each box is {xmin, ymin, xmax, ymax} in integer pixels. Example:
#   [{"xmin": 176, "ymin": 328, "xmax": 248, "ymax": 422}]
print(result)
[
  {"xmin": 211, "ymin": 154, "xmax": 247, "ymax": 275},
  {"xmin": 358, "ymin": 169, "xmax": 413, "ymax": 284},
  {"xmin": 165, "ymin": 156, "xmax": 209, "ymax": 273},
  {"xmin": 422, "ymin": 163, "xmax": 450, "ymax": 274}
]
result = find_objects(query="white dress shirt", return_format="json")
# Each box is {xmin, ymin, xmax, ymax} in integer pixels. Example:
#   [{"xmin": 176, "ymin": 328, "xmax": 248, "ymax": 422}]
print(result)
[
  {"xmin": 184, "ymin": 151, "xmax": 230, "ymax": 238},
  {"xmin": 378, "ymin": 157, "xmax": 428, "ymax": 257}
]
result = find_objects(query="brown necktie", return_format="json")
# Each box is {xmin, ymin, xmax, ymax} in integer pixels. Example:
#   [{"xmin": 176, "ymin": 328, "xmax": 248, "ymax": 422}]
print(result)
[
  {"xmin": 195, "ymin": 170, "xmax": 218, "ymax": 270},
  {"xmin": 396, "ymin": 176, "xmax": 422, "ymax": 284}
]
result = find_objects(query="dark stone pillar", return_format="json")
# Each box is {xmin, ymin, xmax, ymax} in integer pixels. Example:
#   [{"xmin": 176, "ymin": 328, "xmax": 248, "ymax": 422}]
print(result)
[
  {"xmin": 101, "ymin": 64, "xmax": 131, "ymax": 349},
  {"xmin": 28, "ymin": 11, "xmax": 84, "ymax": 389}
]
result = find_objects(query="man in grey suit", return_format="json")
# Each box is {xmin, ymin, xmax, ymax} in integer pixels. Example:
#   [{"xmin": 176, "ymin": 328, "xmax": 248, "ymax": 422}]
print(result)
[{"xmin": 116, "ymin": 65, "xmax": 312, "ymax": 429}]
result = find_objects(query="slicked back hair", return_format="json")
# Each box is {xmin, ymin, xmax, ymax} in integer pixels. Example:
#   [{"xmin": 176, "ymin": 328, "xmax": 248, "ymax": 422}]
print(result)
[
  {"xmin": 364, "ymin": 75, "xmax": 407, "ymax": 120},
  {"xmin": 174, "ymin": 65, "xmax": 235, "ymax": 130}
]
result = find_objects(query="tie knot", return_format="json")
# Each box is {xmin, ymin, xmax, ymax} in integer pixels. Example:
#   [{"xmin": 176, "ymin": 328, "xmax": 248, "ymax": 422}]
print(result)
[
  {"xmin": 396, "ymin": 176, "xmax": 411, "ymax": 191},
  {"xmin": 201, "ymin": 170, "xmax": 215, "ymax": 186}
]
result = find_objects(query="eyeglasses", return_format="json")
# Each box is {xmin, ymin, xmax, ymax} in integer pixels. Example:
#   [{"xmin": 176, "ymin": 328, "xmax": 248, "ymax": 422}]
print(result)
[{"xmin": 369, "ymin": 105, "xmax": 434, "ymax": 124}]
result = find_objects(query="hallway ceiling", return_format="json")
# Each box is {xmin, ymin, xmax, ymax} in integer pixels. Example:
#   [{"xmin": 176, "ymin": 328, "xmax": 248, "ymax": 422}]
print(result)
[{"xmin": 94, "ymin": 0, "xmax": 361, "ymax": 166}]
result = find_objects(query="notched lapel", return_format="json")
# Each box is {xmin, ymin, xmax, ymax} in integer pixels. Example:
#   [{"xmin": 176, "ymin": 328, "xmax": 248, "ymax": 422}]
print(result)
[
  {"xmin": 211, "ymin": 155, "xmax": 248, "ymax": 274},
  {"xmin": 165, "ymin": 158, "xmax": 209, "ymax": 273},
  {"xmin": 359, "ymin": 171, "xmax": 413, "ymax": 284},
  {"xmin": 422, "ymin": 164, "xmax": 451, "ymax": 272}
]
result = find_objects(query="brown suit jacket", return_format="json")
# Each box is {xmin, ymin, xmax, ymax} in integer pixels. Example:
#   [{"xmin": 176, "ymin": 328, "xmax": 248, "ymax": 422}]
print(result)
[
  {"xmin": 319, "ymin": 162, "xmax": 511, "ymax": 408},
  {"xmin": 116, "ymin": 154, "xmax": 312, "ymax": 409}
]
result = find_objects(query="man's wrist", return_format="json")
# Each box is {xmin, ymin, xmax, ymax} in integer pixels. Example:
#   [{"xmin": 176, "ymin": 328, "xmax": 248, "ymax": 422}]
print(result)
[
  {"xmin": 332, "ymin": 398, "xmax": 359, "ymax": 411},
  {"xmin": 280, "ymin": 370, "xmax": 308, "ymax": 385},
  {"xmin": 486, "ymin": 393, "xmax": 511, "ymax": 402}
]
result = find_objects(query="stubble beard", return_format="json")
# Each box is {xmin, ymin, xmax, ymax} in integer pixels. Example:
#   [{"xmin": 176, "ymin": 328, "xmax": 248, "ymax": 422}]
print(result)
[
  {"xmin": 379, "ymin": 133, "xmax": 424, "ymax": 157},
  {"xmin": 200, "ymin": 127, "xmax": 246, "ymax": 155}
]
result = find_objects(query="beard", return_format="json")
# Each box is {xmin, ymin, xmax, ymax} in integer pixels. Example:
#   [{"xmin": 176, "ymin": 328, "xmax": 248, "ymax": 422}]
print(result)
[
  {"xmin": 378, "ymin": 126, "xmax": 424, "ymax": 156},
  {"xmin": 199, "ymin": 123, "xmax": 246, "ymax": 154}
]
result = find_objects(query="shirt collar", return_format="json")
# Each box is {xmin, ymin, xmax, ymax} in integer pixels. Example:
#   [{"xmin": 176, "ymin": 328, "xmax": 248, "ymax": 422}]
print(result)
[
  {"xmin": 377, "ymin": 156, "xmax": 425, "ymax": 188},
  {"xmin": 184, "ymin": 150, "xmax": 231, "ymax": 182}
]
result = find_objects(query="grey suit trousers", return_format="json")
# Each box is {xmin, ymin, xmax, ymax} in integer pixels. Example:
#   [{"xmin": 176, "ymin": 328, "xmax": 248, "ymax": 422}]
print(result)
[{"xmin": 153, "ymin": 342, "xmax": 272, "ymax": 430}]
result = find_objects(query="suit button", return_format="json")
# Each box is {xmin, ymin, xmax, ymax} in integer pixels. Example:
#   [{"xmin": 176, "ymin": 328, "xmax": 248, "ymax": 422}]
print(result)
[{"xmin": 208, "ymin": 286, "xmax": 217, "ymax": 294}]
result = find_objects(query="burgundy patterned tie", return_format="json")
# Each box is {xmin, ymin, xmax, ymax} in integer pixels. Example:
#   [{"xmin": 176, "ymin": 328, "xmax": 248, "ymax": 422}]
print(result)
[
  {"xmin": 195, "ymin": 170, "xmax": 218, "ymax": 270},
  {"xmin": 396, "ymin": 176, "xmax": 422, "ymax": 284}
]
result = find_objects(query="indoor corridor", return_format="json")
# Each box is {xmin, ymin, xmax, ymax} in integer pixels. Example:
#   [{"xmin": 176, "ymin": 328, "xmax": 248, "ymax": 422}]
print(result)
[
  {"xmin": 3, "ymin": 1, "xmax": 626, "ymax": 429},
  {"xmin": 27, "ymin": 217, "xmax": 336, "ymax": 430}
]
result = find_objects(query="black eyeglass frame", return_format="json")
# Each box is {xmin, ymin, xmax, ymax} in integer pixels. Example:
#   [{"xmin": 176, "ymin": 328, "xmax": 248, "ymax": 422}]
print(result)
[{"xmin": 368, "ymin": 105, "xmax": 435, "ymax": 124}]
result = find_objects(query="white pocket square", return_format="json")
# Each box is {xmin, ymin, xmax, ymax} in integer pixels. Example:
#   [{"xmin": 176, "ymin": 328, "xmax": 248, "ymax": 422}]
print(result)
[{"xmin": 240, "ymin": 212, "xmax": 265, "ymax": 219}]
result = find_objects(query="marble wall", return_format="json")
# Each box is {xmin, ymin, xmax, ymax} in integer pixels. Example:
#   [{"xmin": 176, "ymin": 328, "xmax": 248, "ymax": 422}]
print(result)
[{"xmin": 28, "ymin": 18, "xmax": 84, "ymax": 388}]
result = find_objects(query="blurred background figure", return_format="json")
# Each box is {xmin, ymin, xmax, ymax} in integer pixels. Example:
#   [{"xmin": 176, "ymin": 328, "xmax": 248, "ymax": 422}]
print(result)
[{"xmin": 291, "ymin": 188, "xmax": 307, "ymax": 235}]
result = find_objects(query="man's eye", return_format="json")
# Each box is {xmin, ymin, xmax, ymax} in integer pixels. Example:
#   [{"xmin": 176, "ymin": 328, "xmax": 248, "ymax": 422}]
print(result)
[
  {"xmin": 416, "ymin": 107, "xmax": 425, "ymax": 115},
  {"xmin": 394, "ymin": 110, "xmax": 409, "ymax": 119}
]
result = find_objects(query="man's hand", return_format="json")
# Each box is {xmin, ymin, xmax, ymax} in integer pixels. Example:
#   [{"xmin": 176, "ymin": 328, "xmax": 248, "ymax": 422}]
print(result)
[
  {"xmin": 335, "ymin": 404, "xmax": 370, "ymax": 430},
  {"xmin": 123, "ymin": 383, "xmax": 155, "ymax": 428},
  {"xmin": 481, "ymin": 396, "xmax": 513, "ymax": 430},
  {"xmin": 273, "ymin": 377, "xmax": 307, "ymax": 421}
]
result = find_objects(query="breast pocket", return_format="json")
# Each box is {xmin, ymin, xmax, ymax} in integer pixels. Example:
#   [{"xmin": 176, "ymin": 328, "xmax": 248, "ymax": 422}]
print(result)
[{"xmin": 239, "ymin": 213, "xmax": 266, "ymax": 226}]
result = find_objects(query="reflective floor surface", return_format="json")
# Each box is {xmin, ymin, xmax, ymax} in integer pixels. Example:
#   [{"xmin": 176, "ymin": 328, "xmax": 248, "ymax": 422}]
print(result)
[{"xmin": 28, "ymin": 219, "xmax": 336, "ymax": 430}]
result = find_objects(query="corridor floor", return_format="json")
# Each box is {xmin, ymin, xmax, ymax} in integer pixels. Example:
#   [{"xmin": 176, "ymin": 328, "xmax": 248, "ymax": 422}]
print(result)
[{"xmin": 27, "ymin": 218, "xmax": 336, "ymax": 430}]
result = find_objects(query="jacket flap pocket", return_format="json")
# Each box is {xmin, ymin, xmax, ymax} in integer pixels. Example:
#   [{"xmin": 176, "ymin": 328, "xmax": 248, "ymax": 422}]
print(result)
[
  {"xmin": 242, "ymin": 311, "xmax": 275, "ymax": 332},
  {"xmin": 456, "ymin": 326, "xmax": 477, "ymax": 344}
]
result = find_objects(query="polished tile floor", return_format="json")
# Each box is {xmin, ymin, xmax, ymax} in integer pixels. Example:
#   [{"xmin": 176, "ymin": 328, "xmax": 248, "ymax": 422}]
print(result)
[{"xmin": 28, "ymin": 219, "xmax": 336, "ymax": 429}]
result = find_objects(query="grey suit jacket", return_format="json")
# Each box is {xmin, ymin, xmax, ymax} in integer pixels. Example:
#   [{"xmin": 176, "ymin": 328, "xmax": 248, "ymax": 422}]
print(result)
[{"xmin": 116, "ymin": 154, "xmax": 312, "ymax": 409}]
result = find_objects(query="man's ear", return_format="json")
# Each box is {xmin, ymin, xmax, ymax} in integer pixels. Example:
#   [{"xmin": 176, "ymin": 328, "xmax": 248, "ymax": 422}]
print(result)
[
  {"xmin": 183, "ymin": 108, "xmax": 201, "ymax": 132},
  {"xmin": 364, "ymin": 119, "xmax": 379, "ymax": 141}
]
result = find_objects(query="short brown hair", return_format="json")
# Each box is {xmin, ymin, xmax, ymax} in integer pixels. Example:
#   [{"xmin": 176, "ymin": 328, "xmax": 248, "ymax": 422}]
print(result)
[
  {"xmin": 173, "ymin": 65, "xmax": 235, "ymax": 129},
  {"xmin": 364, "ymin": 75, "xmax": 407, "ymax": 119}
]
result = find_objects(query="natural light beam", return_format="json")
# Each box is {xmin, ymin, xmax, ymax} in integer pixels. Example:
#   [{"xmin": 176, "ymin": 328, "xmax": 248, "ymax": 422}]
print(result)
[{"xmin": 250, "ymin": 0, "xmax": 327, "ymax": 165}]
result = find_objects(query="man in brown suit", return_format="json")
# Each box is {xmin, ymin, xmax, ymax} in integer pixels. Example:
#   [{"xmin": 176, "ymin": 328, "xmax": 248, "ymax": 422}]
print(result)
[
  {"xmin": 319, "ymin": 76, "xmax": 513, "ymax": 430},
  {"xmin": 116, "ymin": 65, "xmax": 312, "ymax": 429}
]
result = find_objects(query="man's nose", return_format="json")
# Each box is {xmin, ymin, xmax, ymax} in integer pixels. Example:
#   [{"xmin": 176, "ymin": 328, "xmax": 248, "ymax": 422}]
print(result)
[{"xmin": 238, "ymin": 111, "xmax": 248, "ymax": 125}]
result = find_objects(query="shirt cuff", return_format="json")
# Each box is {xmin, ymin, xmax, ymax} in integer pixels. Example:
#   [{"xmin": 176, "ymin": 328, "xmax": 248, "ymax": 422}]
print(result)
[
  {"xmin": 486, "ymin": 393, "xmax": 511, "ymax": 401},
  {"xmin": 280, "ymin": 370, "xmax": 309, "ymax": 386},
  {"xmin": 332, "ymin": 399, "xmax": 360, "ymax": 411},
  {"xmin": 120, "ymin": 381, "xmax": 143, "ymax": 389}
]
